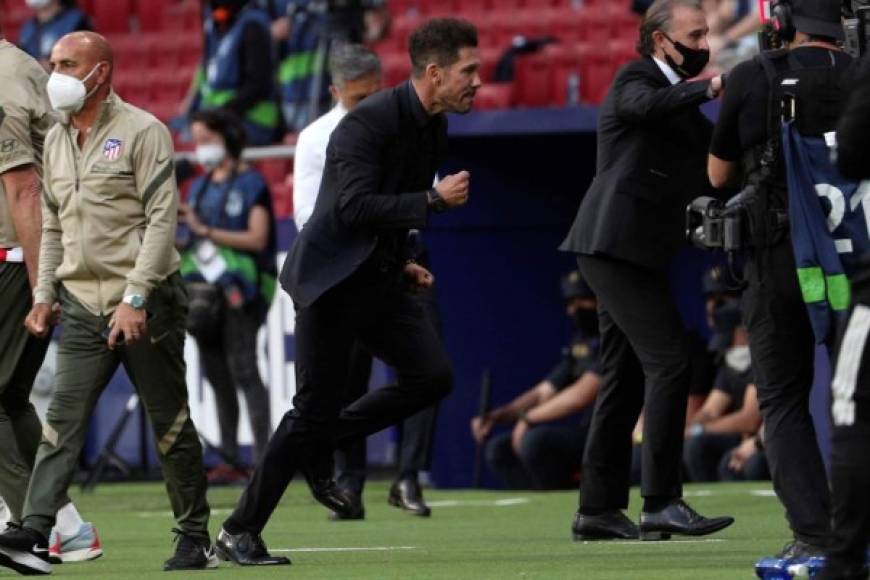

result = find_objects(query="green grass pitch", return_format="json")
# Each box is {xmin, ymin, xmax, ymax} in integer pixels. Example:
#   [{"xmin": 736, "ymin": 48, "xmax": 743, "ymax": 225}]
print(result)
[{"xmin": 37, "ymin": 481, "xmax": 791, "ymax": 579}]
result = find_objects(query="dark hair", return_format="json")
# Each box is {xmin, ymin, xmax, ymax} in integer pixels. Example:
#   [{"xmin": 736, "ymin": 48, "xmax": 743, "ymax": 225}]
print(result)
[
  {"xmin": 190, "ymin": 109, "xmax": 246, "ymax": 160},
  {"xmin": 409, "ymin": 18, "xmax": 478, "ymax": 77},
  {"xmin": 636, "ymin": 0, "xmax": 703, "ymax": 56}
]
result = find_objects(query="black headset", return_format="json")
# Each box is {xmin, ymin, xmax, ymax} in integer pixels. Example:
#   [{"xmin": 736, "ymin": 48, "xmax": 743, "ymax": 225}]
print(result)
[{"xmin": 770, "ymin": 0, "xmax": 796, "ymax": 42}]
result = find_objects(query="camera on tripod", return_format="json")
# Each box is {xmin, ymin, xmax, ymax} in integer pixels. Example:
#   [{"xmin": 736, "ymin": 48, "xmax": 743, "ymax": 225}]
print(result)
[{"xmin": 685, "ymin": 188, "xmax": 755, "ymax": 252}]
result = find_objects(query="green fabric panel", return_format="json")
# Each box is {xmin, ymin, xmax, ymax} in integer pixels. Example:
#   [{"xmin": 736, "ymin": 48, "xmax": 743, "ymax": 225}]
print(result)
[
  {"xmin": 201, "ymin": 87, "xmax": 277, "ymax": 128},
  {"xmin": 797, "ymin": 267, "xmax": 825, "ymax": 304},
  {"xmin": 259, "ymin": 273, "xmax": 276, "ymax": 303},
  {"xmin": 181, "ymin": 247, "xmax": 274, "ymax": 302},
  {"xmin": 246, "ymin": 100, "xmax": 279, "ymax": 128},
  {"xmin": 278, "ymin": 52, "xmax": 317, "ymax": 84},
  {"xmin": 201, "ymin": 87, "xmax": 235, "ymax": 108},
  {"xmin": 179, "ymin": 251, "xmax": 198, "ymax": 277},
  {"xmin": 826, "ymin": 274, "xmax": 851, "ymax": 311}
]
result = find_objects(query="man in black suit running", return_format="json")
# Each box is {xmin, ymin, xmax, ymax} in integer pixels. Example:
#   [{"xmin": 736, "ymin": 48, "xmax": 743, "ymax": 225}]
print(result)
[
  {"xmin": 215, "ymin": 18, "xmax": 480, "ymax": 566},
  {"xmin": 560, "ymin": 0, "xmax": 733, "ymax": 541}
]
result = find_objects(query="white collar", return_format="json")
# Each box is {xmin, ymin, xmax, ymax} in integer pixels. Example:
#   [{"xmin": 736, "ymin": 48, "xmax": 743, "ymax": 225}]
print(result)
[{"xmin": 653, "ymin": 56, "xmax": 682, "ymax": 86}]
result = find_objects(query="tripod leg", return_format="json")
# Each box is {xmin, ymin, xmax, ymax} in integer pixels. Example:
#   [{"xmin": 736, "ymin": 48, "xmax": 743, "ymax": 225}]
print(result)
[{"xmin": 80, "ymin": 394, "xmax": 139, "ymax": 492}]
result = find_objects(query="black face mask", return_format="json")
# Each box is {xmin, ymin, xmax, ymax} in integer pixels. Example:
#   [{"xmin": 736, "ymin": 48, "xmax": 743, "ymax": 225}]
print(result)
[
  {"xmin": 573, "ymin": 308, "xmax": 599, "ymax": 337},
  {"xmin": 661, "ymin": 32, "xmax": 710, "ymax": 79}
]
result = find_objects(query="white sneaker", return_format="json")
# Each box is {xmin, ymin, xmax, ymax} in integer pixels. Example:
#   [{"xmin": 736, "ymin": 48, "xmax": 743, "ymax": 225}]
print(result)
[{"xmin": 48, "ymin": 522, "xmax": 103, "ymax": 564}]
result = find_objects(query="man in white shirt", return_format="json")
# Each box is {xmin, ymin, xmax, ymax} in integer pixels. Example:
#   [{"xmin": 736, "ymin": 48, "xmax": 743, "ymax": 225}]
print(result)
[
  {"xmin": 292, "ymin": 44, "xmax": 440, "ymax": 520},
  {"xmin": 293, "ymin": 44, "xmax": 382, "ymax": 231}
]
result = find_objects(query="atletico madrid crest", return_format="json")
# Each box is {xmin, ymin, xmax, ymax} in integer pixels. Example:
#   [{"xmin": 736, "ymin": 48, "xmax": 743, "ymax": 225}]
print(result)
[{"xmin": 103, "ymin": 138, "xmax": 123, "ymax": 161}]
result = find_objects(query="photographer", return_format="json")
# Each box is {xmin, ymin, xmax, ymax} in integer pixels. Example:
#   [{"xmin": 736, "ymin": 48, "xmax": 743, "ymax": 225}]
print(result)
[
  {"xmin": 561, "ymin": 0, "xmax": 733, "ymax": 541},
  {"xmin": 707, "ymin": 0, "xmax": 853, "ymax": 561},
  {"xmin": 179, "ymin": 110, "xmax": 277, "ymax": 480}
]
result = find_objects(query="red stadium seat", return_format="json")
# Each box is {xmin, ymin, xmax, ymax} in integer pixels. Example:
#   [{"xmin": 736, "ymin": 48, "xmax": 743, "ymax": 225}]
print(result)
[
  {"xmin": 271, "ymin": 179, "xmax": 294, "ymax": 220},
  {"xmin": 473, "ymin": 83, "xmax": 513, "ymax": 110},
  {"xmin": 548, "ymin": 42, "xmax": 586, "ymax": 107},
  {"xmin": 138, "ymin": 0, "xmax": 171, "ymax": 31},
  {"xmin": 381, "ymin": 51, "xmax": 411, "ymax": 87},
  {"xmin": 91, "ymin": 0, "xmax": 132, "ymax": 33},
  {"xmin": 257, "ymin": 159, "xmax": 292, "ymax": 187},
  {"xmin": 162, "ymin": 0, "xmax": 202, "ymax": 32},
  {"xmin": 420, "ymin": 0, "xmax": 454, "ymax": 15},
  {"xmin": 478, "ymin": 46, "xmax": 501, "ymax": 83},
  {"xmin": 513, "ymin": 52, "xmax": 553, "ymax": 107},
  {"xmin": 580, "ymin": 46, "xmax": 615, "ymax": 104}
]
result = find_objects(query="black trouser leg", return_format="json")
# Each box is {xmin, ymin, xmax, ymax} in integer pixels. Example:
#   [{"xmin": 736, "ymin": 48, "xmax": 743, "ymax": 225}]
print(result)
[
  {"xmin": 334, "ymin": 342, "xmax": 372, "ymax": 495},
  {"xmin": 683, "ymin": 433, "xmax": 742, "ymax": 483},
  {"xmin": 331, "ymin": 286, "xmax": 453, "ymax": 447},
  {"xmin": 224, "ymin": 306, "xmax": 272, "ymax": 465},
  {"xmin": 484, "ymin": 433, "xmax": 534, "ymax": 489},
  {"xmin": 226, "ymin": 285, "xmax": 356, "ymax": 534},
  {"xmin": 227, "ymin": 271, "xmax": 452, "ymax": 534},
  {"xmin": 743, "ymin": 241, "xmax": 831, "ymax": 545},
  {"xmin": 827, "ymin": 279, "xmax": 870, "ymax": 574},
  {"xmin": 198, "ymin": 334, "xmax": 241, "ymax": 464},
  {"xmin": 577, "ymin": 254, "xmax": 689, "ymax": 511},
  {"xmin": 518, "ymin": 424, "xmax": 587, "ymax": 490}
]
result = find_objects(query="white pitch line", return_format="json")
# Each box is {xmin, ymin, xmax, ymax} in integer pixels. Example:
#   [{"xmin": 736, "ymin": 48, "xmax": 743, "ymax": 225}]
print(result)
[
  {"xmin": 576, "ymin": 539, "xmax": 727, "ymax": 546},
  {"xmin": 426, "ymin": 498, "xmax": 530, "ymax": 508},
  {"xmin": 271, "ymin": 547, "xmax": 416, "ymax": 553}
]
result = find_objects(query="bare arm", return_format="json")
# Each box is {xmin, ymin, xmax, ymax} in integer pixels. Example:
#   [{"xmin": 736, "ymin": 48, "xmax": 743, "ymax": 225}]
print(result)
[
  {"xmin": 2, "ymin": 165, "xmax": 42, "ymax": 287},
  {"xmin": 703, "ymin": 385, "xmax": 762, "ymax": 435},
  {"xmin": 524, "ymin": 372, "xmax": 601, "ymax": 424},
  {"xmin": 202, "ymin": 205, "xmax": 270, "ymax": 253},
  {"xmin": 708, "ymin": 153, "xmax": 739, "ymax": 189}
]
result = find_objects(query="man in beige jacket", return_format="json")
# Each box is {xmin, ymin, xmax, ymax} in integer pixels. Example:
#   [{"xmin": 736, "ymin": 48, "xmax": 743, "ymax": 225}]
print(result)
[{"xmin": 0, "ymin": 31, "xmax": 214, "ymax": 575}]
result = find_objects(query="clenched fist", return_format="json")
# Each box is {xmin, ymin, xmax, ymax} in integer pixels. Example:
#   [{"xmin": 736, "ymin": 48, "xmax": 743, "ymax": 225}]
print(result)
[{"xmin": 435, "ymin": 171, "xmax": 470, "ymax": 209}]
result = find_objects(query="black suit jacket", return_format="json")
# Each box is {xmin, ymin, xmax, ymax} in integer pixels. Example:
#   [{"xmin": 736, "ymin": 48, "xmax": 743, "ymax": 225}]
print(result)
[
  {"xmin": 560, "ymin": 57, "xmax": 715, "ymax": 269},
  {"xmin": 281, "ymin": 81, "xmax": 448, "ymax": 307}
]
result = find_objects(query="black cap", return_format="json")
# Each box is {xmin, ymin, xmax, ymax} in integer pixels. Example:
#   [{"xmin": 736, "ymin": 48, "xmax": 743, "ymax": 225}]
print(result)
[
  {"xmin": 702, "ymin": 266, "xmax": 740, "ymax": 297},
  {"xmin": 561, "ymin": 271, "xmax": 595, "ymax": 301},
  {"xmin": 792, "ymin": 0, "xmax": 844, "ymax": 40}
]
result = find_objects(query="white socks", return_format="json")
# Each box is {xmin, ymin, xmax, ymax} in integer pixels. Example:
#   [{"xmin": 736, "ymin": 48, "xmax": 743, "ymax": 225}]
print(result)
[{"xmin": 55, "ymin": 502, "xmax": 84, "ymax": 537}]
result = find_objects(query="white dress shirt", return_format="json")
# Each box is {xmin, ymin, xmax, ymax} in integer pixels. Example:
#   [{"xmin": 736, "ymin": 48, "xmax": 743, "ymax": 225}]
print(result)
[
  {"xmin": 652, "ymin": 56, "xmax": 682, "ymax": 86},
  {"xmin": 293, "ymin": 103, "xmax": 348, "ymax": 231}
]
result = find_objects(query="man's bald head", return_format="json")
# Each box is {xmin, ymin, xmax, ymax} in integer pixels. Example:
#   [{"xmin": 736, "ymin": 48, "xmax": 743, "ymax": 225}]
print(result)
[
  {"xmin": 52, "ymin": 31, "xmax": 114, "ymax": 69},
  {"xmin": 48, "ymin": 31, "xmax": 114, "ymax": 115}
]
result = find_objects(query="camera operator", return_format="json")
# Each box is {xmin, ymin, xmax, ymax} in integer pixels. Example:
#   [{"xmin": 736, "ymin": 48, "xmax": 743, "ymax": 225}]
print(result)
[
  {"xmin": 836, "ymin": 52, "xmax": 870, "ymax": 181},
  {"xmin": 560, "ymin": 0, "xmax": 733, "ymax": 541},
  {"xmin": 707, "ymin": 0, "xmax": 853, "ymax": 561},
  {"xmin": 822, "ymin": 47, "xmax": 870, "ymax": 580}
]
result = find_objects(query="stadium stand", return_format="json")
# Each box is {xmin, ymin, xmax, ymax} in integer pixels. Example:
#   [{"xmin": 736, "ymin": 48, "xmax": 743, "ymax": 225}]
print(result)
[{"xmin": 0, "ymin": 0, "xmax": 642, "ymax": 219}]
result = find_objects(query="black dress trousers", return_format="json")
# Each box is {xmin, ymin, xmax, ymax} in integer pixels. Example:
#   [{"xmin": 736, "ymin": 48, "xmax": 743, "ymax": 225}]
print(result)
[{"xmin": 576, "ymin": 254, "xmax": 691, "ymax": 511}]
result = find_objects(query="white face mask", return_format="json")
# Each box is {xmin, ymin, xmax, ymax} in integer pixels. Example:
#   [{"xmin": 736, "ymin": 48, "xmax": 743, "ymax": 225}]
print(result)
[
  {"xmin": 195, "ymin": 143, "xmax": 227, "ymax": 170},
  {"xmin": 26, "ymin": 0, "xmax": 52, "ymax": 9},
  {"xmin": 45, "ymin": 63, "xmax": 103, "ymax": 114},
  {"xmin": 725, "ymin": 345, "xmax": 752, "ymax": 374}
]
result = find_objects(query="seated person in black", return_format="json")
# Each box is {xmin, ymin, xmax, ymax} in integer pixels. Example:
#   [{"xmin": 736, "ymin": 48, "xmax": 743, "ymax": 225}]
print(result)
[{"xmin": 470, "ymin": 272, "xmax": 600, "ymax": 490}]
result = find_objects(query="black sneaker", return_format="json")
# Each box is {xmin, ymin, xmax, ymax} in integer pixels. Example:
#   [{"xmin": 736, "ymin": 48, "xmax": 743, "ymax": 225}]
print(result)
[
  {"xmin": 0, "ymin": 523, "xmax": 51, "ymax": 575},
  {"xmin": 163, "ymin": 528, "xmax": 219, "ymax": 572}
]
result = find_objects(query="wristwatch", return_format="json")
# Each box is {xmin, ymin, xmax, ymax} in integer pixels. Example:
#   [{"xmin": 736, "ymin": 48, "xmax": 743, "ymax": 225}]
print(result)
[
  {"xmin": 123, "ymin": 294, "xmax": 145, "ymax": 310},
  {"xmin": 426, "ymin": 188, "xmax": 448, "ymax": 213}
]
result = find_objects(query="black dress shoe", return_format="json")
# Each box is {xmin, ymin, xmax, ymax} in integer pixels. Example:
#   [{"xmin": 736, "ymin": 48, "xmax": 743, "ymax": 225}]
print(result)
[
  {"xmin": 214, "ymin": 528, "xmax": 290, "ymax": 566},
  {"xmin": 388, "ymin": 478, "xmax": 431, "ymax": 517},
  {"xmin": 776, "ymin": 540, "xmax": 827, "ymax": 559},
  {"xmin": 639, "ymin": 499, "xmax": 734, "ymax": 540},
  {"xmin": 329, "ymin": 490, "xmax": 365, "ymax": 521},
  {"xmin": 301, "ymin": 453, "xmax": 358, "ymax": 518},
  {"xmin": 571, "ymin": 510, "xmax": 639, "ymax": 541}
]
